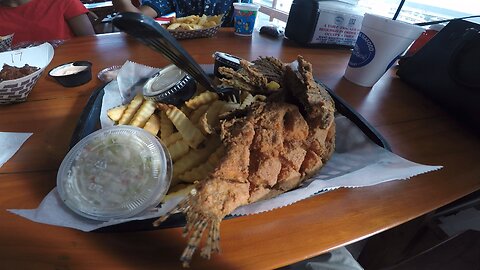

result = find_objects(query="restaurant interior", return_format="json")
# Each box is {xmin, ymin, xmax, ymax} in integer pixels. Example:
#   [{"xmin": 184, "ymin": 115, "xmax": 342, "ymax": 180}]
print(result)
[{"xmin": 1, "ymin": 0, "xmax": 479, "ymax": 269}]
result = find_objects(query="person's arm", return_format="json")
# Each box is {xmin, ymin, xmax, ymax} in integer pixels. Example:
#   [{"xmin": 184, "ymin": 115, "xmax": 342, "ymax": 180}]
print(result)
[
  {"xmin": 112, "ymin": 0, "xmax": 158, "ymax": 18},
  {"xmin": 67, "ymin": 13, "xmax": 96, "ymax": 36}
]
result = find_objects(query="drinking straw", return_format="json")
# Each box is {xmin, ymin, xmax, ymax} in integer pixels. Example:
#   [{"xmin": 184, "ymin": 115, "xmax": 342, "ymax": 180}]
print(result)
[
  {"xmin": 392, "ymin": 0, "xmax": 405, "ymax": 20},
  {"xmin": 415, "ymin": 15, "xmax": 480, "ymax": 26}
]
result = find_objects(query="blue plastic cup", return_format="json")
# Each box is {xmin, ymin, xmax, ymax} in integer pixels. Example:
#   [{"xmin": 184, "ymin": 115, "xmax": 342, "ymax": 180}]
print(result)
[{"xmin": 233, "ymin": 3, "xmax": 260, "ymax": 36}]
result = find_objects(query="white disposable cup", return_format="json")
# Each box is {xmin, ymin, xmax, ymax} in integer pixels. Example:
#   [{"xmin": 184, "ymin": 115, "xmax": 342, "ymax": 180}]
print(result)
[{"xmin": 344, "ymin": 13, "xmax": 425, "ymax": 87}]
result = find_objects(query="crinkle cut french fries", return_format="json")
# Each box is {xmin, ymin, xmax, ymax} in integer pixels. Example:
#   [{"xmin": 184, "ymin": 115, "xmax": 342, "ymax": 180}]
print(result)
[
  {"xmin": 165, "ymin": 14, "xmax": 222, "ymax": 31},
  {"xmin": 106, "ymin": 84, "xmax": 266, "ymax": 199}
]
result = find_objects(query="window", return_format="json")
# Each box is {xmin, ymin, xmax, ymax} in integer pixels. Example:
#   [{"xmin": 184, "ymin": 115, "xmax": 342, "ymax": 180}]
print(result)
[
  {"xmin": 358, "ymin": 0, "xmax": 480, "ymax": 24},
  {"xmin": 254, "ymin": 0, "xmax": 290, "ymax": 28},
  {"xmin": 254, "ymin": 0, "xmax": 480, "ymax": 28}
]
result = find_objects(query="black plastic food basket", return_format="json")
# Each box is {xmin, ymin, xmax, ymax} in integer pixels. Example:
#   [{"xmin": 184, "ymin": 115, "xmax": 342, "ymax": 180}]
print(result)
[{"xmin": 70, "ymin": 67, "xmax": 390, "ymax": 232}]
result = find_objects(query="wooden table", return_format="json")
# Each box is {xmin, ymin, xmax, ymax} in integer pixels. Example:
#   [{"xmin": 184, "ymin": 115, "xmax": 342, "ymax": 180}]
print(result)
[{"xmin": 1, "ymin": 29, "xmax": 479, "ymax": 270}]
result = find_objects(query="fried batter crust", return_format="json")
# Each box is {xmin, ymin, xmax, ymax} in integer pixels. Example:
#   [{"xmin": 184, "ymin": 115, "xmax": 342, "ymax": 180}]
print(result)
[
  {"xmin": 155, "ymin": 55, "xmax": 337, "ymax": 267},
  {"xmin": 219, "ymin": 57, "xmax": 286, "ymax": 94},
  {"xmin": 0, "ymin": 64, "xmax": 39, "ymax": 81},
  {"xmin": 187, "ymin": 55, "xmax": 336, "ymax": 218}
]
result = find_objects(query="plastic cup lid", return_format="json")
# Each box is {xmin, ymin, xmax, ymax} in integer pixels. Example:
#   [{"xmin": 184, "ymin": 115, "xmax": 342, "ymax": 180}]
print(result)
[
  {"xmin": 233, "ymin": 3, "xmax": 260, "ymax": 11},
  {"xmin": 214, "ymin": 52, "xmax": 242, "ymax": 68},
  {"xmin": 57, "ymin": 126, "xmax": 172, "ymax": 221},
  {"xmin": 143, "ymin": 64, "xmax": 187, "ymax": 97},
  {"xmin": 362, "ymin": 13, "xmax": 425, "ymax": 39}
]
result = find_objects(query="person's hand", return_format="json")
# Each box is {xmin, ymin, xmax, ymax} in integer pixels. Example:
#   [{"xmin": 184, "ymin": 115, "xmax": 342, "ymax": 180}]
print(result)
[{"xmin": 112, "ymin": 0, "xmax": 158, "ymax": 18}]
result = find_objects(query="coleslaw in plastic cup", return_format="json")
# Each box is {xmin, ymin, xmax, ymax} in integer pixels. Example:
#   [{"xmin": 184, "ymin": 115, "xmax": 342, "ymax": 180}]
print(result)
[{"xmin": 57, "ymin": 125, "xmax": 172, "ymax": 221}]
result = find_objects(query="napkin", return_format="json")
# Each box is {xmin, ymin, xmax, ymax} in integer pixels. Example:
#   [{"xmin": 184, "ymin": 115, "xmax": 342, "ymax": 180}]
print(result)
[
  {"xmin": 0, "ymin": 132, "xmax": 32, "ymax": 168},
  {"xmin": 99, "ymin": 60, "xmax": 160, "ymax": 128},
  {"xmin": 116, "ymin": 60, "xmax": 160, "ymax": 102},
  {"xmin": 9, "ymin": 189, "xmax": 184, "ymax": 232},
  {"xmin": 8, "ymin": 116, "xmax": 442, "ymax": 231}
]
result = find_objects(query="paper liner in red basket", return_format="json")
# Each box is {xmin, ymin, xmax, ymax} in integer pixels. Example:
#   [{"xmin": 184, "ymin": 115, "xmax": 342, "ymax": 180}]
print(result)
[
  {"xmin": 0, "ymin": 34, "xmax": 14, "ymax": 52},
  {"xmin": 0, "ymin": 42, "xmax": 54, "ymax": 104},
  {"xmin": 167, "ymin": 25, "xmax": 221, "ymax": 39}
]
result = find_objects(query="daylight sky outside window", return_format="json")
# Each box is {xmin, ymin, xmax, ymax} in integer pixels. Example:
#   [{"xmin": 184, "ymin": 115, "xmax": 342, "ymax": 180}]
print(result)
[
  {"xmin": 254, "ymin": 0, "xmax": 480, "ymax": 24},
  {"xmin": 399, "ymin": 0, "xmax": 480, "ymax": 23}
]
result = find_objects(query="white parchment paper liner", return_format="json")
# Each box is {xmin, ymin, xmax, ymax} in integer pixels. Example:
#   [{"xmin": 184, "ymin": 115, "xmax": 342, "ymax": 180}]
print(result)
[
  {"xmin": 0, "ymin": 132, "xmax": 33, "ymax": 168},
  {"xmin": 8, "ymin": 62, "xmax": 442, "ymax": 231},
  {"xmin": 99, "ymin": 60, "xmax": 160, "ymax": 128}
]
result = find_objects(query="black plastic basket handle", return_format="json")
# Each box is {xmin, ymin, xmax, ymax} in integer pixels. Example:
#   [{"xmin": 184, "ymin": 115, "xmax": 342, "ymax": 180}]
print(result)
[
  {"xmin": 69, "ymin": 83, "xmax": 105, "ymax": 149},
  {"xmin": 415, "ymin": 15, "xmax": 480, "ymax": 26},
  {"xmin": 112, "ymin": 12, "xmax": 217, "ymax": 92}
]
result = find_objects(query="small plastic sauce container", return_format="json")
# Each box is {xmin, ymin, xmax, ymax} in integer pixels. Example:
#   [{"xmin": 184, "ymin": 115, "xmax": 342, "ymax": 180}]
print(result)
[
  {"xmin": 48, "ymin": 61, "xmax": 92, "ymax": 87},
  {"xmin": 213, "ymin": 52, "xmax": 242, "ymax": 78},
  {"xmin": 97, "ymin": 65, "xmax": 122, "ymax": 83},
  {"xmin": 142, "ymin": 64, "xmax": 196, "ymax": 106},
  {"xmin": 57, "ymin": 126, "xmax": 172, "ymax": 221}
]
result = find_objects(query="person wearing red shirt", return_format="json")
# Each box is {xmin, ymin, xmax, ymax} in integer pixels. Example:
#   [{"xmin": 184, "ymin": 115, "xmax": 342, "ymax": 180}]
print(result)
[{"xmin": 0, "ymin": 0, "xmax": 95, "ymax": 46}]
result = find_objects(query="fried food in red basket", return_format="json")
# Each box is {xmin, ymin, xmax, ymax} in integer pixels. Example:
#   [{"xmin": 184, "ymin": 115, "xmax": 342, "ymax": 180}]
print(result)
[{"xmin": 0, "ymin": 64, "xmax": 40, "ymax": 82}]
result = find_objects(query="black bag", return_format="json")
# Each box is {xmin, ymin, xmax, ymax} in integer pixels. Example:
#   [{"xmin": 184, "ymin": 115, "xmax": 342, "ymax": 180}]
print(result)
[{"xmin": 397, "ymin": 19, "xmax": 480, "ymax": 133}]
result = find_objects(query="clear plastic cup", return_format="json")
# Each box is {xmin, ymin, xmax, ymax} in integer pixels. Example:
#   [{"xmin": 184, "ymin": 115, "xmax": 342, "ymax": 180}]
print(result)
[
  {"xmin": 344, "ymin": 13, "xmax": 425, "ymax": 87},
  {"xmin": 233, "ymin": 3, "xmax": 260, "ymax": 36},
  {"xmin": 57, "ymin": 126, "xmax": 172, "ymax": 221}
]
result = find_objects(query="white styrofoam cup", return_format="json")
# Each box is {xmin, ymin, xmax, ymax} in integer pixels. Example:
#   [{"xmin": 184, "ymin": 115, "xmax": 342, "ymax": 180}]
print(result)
[{"xmin": 344, "ymin": 13, "xmax": 425, "ymax": 87}]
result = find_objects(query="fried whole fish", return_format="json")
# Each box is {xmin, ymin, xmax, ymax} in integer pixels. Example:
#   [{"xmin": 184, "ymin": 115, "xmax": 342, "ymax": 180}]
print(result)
[{"xmin": 154, "ymin": 55, "xmax": 336, "ymax": 267}]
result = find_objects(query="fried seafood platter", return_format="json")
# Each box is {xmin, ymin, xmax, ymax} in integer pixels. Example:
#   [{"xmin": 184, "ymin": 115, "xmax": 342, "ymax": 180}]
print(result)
[{"xmin": 107, "ymin": 55, "xmax": 335, "ymax": 267}]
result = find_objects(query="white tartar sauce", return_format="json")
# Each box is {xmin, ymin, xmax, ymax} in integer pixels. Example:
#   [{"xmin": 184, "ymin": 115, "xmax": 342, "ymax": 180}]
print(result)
[{"xmin": 51, "ymin": 65, "xmax": 87, "ymax": 76}]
